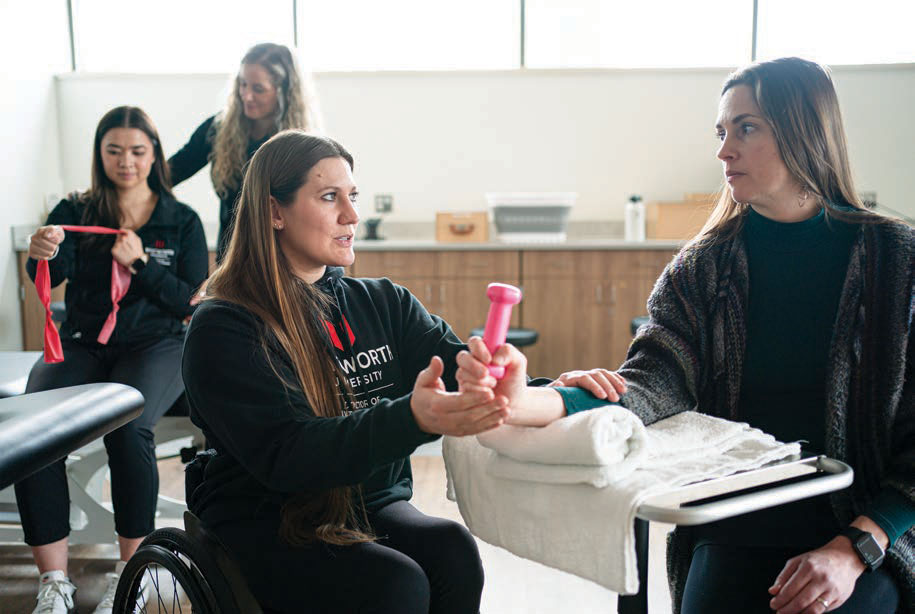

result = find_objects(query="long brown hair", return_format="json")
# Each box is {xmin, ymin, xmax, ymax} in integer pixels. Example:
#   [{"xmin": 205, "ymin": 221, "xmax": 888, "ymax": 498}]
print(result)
[
  {"xmin": 80, "ymin": 106, "xmax": 172, "ymax": 249},
  {"xmin": 206, "ymin": 130, "xmax": 371, "ymax": 546},
  {"xmin": 693, "ymin": 57, "xmax": 885, "ymax": 246},
  {"xmin": 210, "ymin": 42, "xmax": 322, "ymax": 198}
]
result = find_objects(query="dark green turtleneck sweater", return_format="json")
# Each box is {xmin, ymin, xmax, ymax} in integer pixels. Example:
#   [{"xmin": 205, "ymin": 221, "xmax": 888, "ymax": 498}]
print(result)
[{"xmin": 693, "ymin": 206, "xmax": 914, "ymax": 548}]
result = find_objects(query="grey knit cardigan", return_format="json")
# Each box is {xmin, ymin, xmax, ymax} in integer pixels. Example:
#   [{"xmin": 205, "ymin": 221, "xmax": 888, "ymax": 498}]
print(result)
[{"xmin": 618, "ymin": 219, "xmax": 915, "ymax": 613}]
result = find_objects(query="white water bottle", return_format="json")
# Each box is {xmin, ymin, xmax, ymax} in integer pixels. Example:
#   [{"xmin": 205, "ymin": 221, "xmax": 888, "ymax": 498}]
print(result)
[{"xmin": 624, "ymin": 194, "xmax": 646, "ymax": 241}]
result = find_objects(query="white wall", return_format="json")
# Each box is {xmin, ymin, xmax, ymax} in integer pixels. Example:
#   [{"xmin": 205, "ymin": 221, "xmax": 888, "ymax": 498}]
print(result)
[
  {"xmin": 55, "ymin": 65, "xmax": 915, "ymax": 229},
  {"xmin": 0, "ymin": 3, "xmax": 72, "ymax": 349},
  {"xmin": 6, "ymin": 55, "xmax": 913, "ymax": 349}
]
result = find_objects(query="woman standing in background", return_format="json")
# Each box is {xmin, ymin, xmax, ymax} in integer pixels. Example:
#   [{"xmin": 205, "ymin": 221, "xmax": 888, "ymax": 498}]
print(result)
[{"xmin": 169, "ymin": 42, "xmax": 321, "ymax": 260}]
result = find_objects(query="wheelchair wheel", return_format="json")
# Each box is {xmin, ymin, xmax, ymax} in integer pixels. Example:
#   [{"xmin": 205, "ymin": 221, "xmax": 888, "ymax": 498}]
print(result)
[{"xmin": 113, "ymin": 527, "xmax": 226, "ymax": 613}]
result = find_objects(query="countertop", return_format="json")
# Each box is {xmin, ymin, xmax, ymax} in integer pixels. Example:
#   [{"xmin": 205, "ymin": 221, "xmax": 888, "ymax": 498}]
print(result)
[{"xmin": 12, "ymin": 221, "xmax": 685, "ymax": 252}]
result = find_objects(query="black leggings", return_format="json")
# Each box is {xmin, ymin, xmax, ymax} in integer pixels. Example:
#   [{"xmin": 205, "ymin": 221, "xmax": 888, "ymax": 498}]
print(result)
[
  {"xmin": 681, "ymin": 543, "xmax": 900, "ymax": 614},
  {"xmin": 213, "ymin": 500, "xmax": 484, "ymax": 614},
  {"xmin": 14, "ymin": 337, "xmax": 184, "ymax": 545}
]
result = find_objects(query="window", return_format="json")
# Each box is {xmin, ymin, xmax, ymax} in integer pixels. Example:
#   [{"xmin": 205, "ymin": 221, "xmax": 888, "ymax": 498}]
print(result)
[
  {"xmin": 67, "ymin": 0, "xmax": 914, "ymax": 72},
  {"xmin": 73, "ymin": 0, "xmax": 293, "ymax": 72},
  {"xmin": 295, "ymin": 0, "xmax": 520, "ymax": 71},
  {"xmin": 524, "ymin": 0, "xmax": 753, "ymax": 69},
  {"xmin": 756, "ymin": 0, "xmax": 915, "ymax": 65}
]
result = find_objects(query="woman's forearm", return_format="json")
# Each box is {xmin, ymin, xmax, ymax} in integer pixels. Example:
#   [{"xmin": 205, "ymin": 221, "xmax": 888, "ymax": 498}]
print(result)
[{"xmin": 506, "ymin": 386, "xmax": 566, "ymax": 426}]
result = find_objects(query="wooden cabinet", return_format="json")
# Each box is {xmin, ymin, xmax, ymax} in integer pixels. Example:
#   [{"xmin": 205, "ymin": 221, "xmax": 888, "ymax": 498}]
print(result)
[
  {"xmin": 520, "ymin": 250, "xmax": 674, "ymax": 377},
  {"xmin": 16, "ymin": 247, "xmax": 676, "ymax": 374},
  {"xmin": 354, "ymin": 250, "xmax": 520, "ymax": 341}
]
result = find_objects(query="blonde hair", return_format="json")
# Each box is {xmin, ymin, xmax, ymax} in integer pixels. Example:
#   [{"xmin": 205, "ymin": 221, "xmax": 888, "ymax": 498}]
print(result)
[
  {"xmin": 210, "ymin": 43, "xmax": 323, "ymax": 198},
  {"xmin": 693, "ymin": 57, "xmax": 884, "ymax": 246},
  {"xmin": 206, "ymin": 130, "xmax": 371, "ymax": 546}
]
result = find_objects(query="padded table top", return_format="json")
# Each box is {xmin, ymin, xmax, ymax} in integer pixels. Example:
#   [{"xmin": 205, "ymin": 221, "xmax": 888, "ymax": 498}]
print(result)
[{"xmin": 0, "ymin": 383, "xmax": 144, "ymax": 489}]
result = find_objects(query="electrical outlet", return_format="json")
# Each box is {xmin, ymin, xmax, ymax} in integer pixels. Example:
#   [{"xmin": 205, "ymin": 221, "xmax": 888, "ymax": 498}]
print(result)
[{"xmin": 374, "ymin": 194, "xmax": 393, "ymax": 213}]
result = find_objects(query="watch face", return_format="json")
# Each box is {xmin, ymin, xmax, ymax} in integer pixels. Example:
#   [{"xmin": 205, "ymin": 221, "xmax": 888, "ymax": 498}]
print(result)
[{"xmin": 856, "ymin": 534, "xmax": 884, "ymax": 564}]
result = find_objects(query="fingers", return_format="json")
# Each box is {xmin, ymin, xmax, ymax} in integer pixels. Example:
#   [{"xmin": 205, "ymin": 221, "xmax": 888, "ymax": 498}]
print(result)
[
  {"xmin": 446, "ymin": 396, "xmax": 509, "ymax": 436},
  {"xmin": 551, "ymin": 369, "xmax": 627, "ymax": 401},
  {"xmin": 28, "ymin": 226, "xmax": 65, "ymax": 259},
  {"xmin": 770, "ymin": 556, "xmax": 824, "ymax": 613},
  {"xmin": 456, "ymin": 349, "xmax": 493, "ymax": 383},
  {"xmin": 772, "ymin": 579, "xmax": 826, "ymax": 614},
  {"xmin": 608, "ymin": 371, "xmax": 628, "ymax": 394},
  {"xmin": 770, "ymin": 556, "xmax": 801, "ymax": 596},
  {"xmin": 491, "ymin": 343, "xmax": 526, "ymax": 372},
  {"xmin": 415, "ymin": 355, "xmax": 446, "ymax": 390},
  {"xmin": 46, "ymin": 225, "xmax": 65, "ymax": 244},
  {"xmin": 466, "ymin": 336, "xmax": 492, "ymax": 365}
]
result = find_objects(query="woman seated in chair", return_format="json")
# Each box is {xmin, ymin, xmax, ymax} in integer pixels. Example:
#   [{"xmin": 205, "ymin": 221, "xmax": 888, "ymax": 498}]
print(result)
[
  {"xmin": 458, "ymin": 56, "xmax": 914, "ymax": 614},
  {"xmin": 18, "ymin": 106, "xmax": 208, "ymax": 614},
  {"xmin": 183, "ymin": 130, "xmax": 586, "ymax": 613}
]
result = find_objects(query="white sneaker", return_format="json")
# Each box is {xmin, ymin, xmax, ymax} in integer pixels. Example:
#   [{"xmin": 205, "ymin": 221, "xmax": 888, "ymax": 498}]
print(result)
[
  {"xmin": 92, "ymin": 560, "xmax": 124, "ymax": 614},
  {"xmin": 32, "ymin": 570, "xmax": 76, "ymax": 614},
  {"xmin": 92, "ymin": 560, "xmax": 149, "ymax": 614}
]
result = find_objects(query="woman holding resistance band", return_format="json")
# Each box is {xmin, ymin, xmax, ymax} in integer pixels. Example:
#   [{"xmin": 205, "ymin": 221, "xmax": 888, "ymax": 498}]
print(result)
[{"xmin": 18, "ymin": 106, "xmax": 208, "ymax": 614}]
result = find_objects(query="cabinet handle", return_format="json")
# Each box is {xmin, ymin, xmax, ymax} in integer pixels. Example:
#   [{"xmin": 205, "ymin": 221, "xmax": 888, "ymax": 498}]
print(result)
[
  {"xmin": 425, "ymin": 283, "xmax": 433, "ymax": 304},
  {"xmin": 439, "ymin": 284, "xmax": 445, "ymax": 304},
  {"xmin": 594, "ymin": 284, "xmax": 603, "ymax": 304},
  {"xmin": 610, "ymin": 284, "xmax": 617, "ymax": 305}
]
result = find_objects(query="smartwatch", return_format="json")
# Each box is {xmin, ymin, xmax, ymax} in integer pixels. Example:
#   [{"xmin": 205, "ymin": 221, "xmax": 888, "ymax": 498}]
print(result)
[
  {"xmin": 840, "ymin": 526, "xmax": 885, "ymax": 572},
  {"xmin": 131, "ymin": 256, "xmax": 147, "ymax": 275}
]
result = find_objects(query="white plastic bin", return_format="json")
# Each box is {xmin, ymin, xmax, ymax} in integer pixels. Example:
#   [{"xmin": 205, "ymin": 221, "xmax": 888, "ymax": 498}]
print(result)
[{"xmin": 485, "ymin": 192, "xmax": 577, "ymax": 243}]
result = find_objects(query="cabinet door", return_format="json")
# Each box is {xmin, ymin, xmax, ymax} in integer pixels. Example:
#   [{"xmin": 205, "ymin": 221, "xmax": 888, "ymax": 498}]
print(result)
[
  {"xmin": 437, "ymin": 251, "xmax": 519, "ymax": 280},
  {"xmin": 520, "ymin": 277, "xmax": 614, "ymax": 378},
  {"xmin": 435, "ymin": 278, "xmax": 521, "ymax": 342},
  {"xmin": 604, "ymin": 250, "xmax": 676, "ymax": 366},
  {"xmin": 605, "ymin": 277, "xmax": 658, "ymax": 367},
  {"xmin": 352, "ymin": 251, "xmax": 435, "ymax": 280}
]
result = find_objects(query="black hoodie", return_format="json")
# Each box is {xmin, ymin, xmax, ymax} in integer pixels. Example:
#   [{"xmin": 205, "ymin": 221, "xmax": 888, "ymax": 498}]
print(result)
[
  {"xmin": 27, "ymin": 194, "xmax": 208, "ymax": 345},
  {"xmin": 181, "ymin": 267, "xmax": 465, "ymax": 529}
]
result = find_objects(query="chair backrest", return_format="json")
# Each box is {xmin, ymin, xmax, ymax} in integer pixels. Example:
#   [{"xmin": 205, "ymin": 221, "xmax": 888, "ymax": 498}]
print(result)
[{"xmin": 183, "ymin": 511, "xmax": 265, "ymax": 614}]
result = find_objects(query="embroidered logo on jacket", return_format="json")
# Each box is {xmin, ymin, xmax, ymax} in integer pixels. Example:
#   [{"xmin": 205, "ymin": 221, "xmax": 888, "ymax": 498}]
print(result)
[{"xmin": 324, "ymin": 317, "xmax": 356, "ymax": 350}]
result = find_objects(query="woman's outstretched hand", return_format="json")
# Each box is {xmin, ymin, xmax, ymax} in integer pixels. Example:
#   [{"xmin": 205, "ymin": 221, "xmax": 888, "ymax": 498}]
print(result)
[
  {"xmin": 549, "ymin": 368, "xmax": 627, "ymax": 402},
  {"xmin": 411, "ymin": 355, "xmax": 509, "ymax": 436}
]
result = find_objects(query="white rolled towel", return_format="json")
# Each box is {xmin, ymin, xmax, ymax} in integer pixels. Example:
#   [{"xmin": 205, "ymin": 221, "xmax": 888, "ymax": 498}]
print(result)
[{"xmin": 476, "ymin": 404, "xmax": 647, "ymax": 471}]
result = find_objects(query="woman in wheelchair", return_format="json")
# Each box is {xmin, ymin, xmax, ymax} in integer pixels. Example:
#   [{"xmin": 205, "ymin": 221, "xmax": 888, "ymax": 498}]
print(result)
[
  {"xmin": 17, "ymin": 106, "xmax": 208, "ymax": 614},
  {"xmin": 180, "ymin": 130, "xmax": 519, "ymax": 614}
]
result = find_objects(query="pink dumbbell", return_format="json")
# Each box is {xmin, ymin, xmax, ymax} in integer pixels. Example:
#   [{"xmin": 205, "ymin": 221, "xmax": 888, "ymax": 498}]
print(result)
[{"xmin": 482, "ymin": 282, "xmax": 522, "ymax": 379}]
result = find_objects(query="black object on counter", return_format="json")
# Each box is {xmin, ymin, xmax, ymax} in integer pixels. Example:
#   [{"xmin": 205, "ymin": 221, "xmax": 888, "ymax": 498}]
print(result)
[{"xmin": 363, "ymin": 218, "xmax": 384, "ymax": 240}]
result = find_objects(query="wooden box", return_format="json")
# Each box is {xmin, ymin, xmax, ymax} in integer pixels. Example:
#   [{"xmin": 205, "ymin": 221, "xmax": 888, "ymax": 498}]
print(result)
[
  {"xmin": 645, "ymin": 200, "xmax": 714, "ymax": 240},
  {"xmin": 435, "ymin": 212, "xmax": 489, "ymax": 243}
]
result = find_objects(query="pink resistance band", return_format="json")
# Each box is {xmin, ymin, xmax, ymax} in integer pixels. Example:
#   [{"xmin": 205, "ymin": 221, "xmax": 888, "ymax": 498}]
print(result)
[{"xmin": 36, "ymin": 225, "xmax": 132, "ymax": 363}]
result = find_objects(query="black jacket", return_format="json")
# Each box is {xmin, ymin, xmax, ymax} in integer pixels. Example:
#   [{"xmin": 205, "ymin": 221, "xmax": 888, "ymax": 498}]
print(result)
[
  {"xmin": 27, "ymin": 194, "xmax": 208, "ymax": 346},
  {"xmin": 168, "ymin": 115, "xmax": 269, "ymax": 260},
  {"xmin": 181, "ymin": 267, "xmax": 465, "ymax": 529}
]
